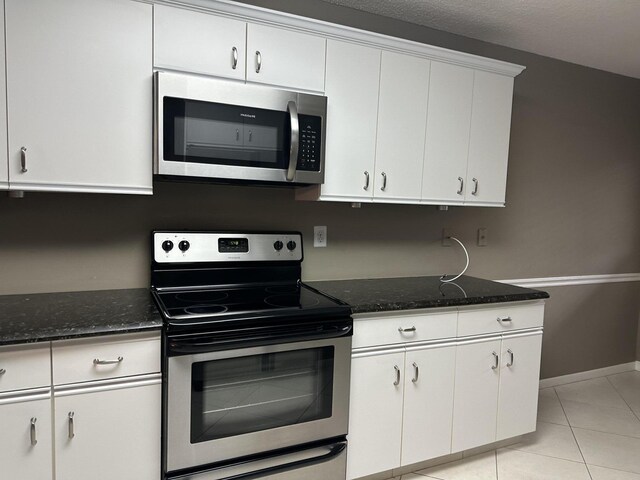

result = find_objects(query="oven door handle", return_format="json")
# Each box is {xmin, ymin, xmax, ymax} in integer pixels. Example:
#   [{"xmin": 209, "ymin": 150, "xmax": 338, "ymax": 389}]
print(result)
[
  {"xmin": 168, "ymin": 325, "xmax": 352, "ymax": 355},
  {"xmin": 173, "ymin": 441, "xmax": 346, "ymax": 480}
]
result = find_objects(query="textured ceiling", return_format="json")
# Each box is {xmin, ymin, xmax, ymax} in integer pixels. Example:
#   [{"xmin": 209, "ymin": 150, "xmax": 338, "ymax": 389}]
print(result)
[{"xmin": 319, "ymin": 0, "xmax": 640, "ymax": 79}]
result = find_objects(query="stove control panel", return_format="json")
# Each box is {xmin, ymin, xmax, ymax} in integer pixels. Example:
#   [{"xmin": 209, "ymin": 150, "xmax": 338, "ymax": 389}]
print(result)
[{"xmin": 153, "ymin": 232, "xmax": 303, "ymax": 263}]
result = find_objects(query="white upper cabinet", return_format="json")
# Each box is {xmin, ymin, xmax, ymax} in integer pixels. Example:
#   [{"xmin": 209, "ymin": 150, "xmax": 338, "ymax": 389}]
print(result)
[
  {"xmin": 320, "ymin": 40, "xmax": 381, "ymax": 201},
  {"xmin": 246, "ymin": 23, "xmax": 326, "ymax": 92},
  {"xmin": 466, "ymin": 71, "xmax": 515, "ymax": 206},
  {"xmin": 154, "ymin": 5, "xmax": 246, "ymax": 80},
  {"xmin": 0, "ymin": 0, "xmax": 7, "ymax": 191},
  {"xmin": 5, "ymin": 0, "xmax": 152, "ymax": 194},
  {"xmin": 374, "ymin": 52, "xmax": 430, "ymax": 202},
  {"xmin": 422, "ymin": 62, "xmax": 474, "ymax": 205}
]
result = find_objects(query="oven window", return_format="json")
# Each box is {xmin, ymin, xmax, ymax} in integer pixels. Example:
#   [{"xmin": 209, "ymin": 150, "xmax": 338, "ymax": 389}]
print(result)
[
  {"xmin": 163, "ymin": 97, "xmax": 290, "ymax": 169},
  {"xmin": 190, "ymin": 347, "xmax": 334, "ymax": 443}
]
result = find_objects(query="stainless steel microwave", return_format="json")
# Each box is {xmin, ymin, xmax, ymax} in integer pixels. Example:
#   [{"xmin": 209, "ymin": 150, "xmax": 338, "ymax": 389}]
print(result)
[{"xmin": 154, "ymin": 72, "xmax": 327, "ymax": 185}]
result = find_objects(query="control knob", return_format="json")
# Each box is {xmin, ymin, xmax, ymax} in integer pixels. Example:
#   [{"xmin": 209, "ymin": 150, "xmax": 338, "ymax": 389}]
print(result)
[
  {"xmin": 178, "ymin": 240, "xmax": 190, "ymax": 252},
  {"xmin": 287, "ymin": 240, "xmax": 297, "ymax": 251},
  {"xmin": 161, "ymin": 240, "xmax": 174, "ymax": 252},
  {"xmin": 273, "ymin": 241, "xmax": 284, "ymax": 251}
]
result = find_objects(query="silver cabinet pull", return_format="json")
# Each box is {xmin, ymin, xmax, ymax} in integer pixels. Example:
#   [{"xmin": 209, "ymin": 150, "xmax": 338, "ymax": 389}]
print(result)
[
  {"xmin": 68, "ymin": 412, "xmax": 75, "ymax": 439},
  {"xmin": 491, "ymin": 352, "xmax": 499, "ymax": 370},
  {"xmin": 30, "ymin": 417, "xmax": 37, "ymax": 446},
  {"xmin": 363, "ymin": 171, "xmax": 370, "ymax": 191},
  {"xmin": 411, "ymin": 362, "xmax": 419, "ymax": 383},
  {"xmin": 236, "ymin": 129, "xmax": 240, "ymax": 141},
  {"xmin": 248, "ymin": 130, "xmax": 253, "ymax": 142},
  {"xmin": 457, "ymin": 176, "xmax": 464, "ymax": 195},
  {"xmin": 231, "ymin": 46, "xmax": 238, "ymax": 70},
  {"xmin": 393, "ymin": 365, "xmax": 401, "ymax": 386},
  {"xmin": 381, "ymin": 172, "xmax": 387, "ymax": 191},
  {"xmin": 93, "ymin": 356, "xmax": 123, "ymax": 365},
  {"xmin": 497, "ymin": 316, "xmax": 512, "ymax": 325},
  {"xmin": 398, "ymin": 326, "xmax": 416, "ymax": 333},
  {"xmin": 20, "ymin": 147, "xmax": 28, "ymax": 173},
  {"xmin": 255, "ymin": 50, "xmax": 262, "ymax": 73},
  {"xmin": 507, "ymin": 349, "xmax": 514, "ymax": 367},
  {"xmin": 472, "ymin": 177, "xmax": 479, "ymax": 195},
  {"xmin": 0, "ymin": 368, "xmax": 5, "ymax": 375},
  {"xmin": 286, "ymin": 101, "xmax": 299, "ymax": 182}
]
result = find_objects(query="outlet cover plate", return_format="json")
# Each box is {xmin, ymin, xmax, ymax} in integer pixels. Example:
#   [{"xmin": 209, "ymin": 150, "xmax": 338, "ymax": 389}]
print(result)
[{"xmin": 314, "ymin": 226, "xmax": 327, "ymax": 247}]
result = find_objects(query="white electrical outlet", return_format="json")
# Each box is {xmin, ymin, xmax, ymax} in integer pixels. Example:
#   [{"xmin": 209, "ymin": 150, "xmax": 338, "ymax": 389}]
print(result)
[{"xmin": 314, "ymin": 226, "xmax": 327, "ymax": 247}]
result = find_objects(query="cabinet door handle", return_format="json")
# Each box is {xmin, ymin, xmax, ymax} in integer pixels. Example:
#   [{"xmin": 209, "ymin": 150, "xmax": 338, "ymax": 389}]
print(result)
[
  {"xmin": 93, "ymin": 356, "xmax": 123, "ymax": 365},
  {"xmin": 231, "ymin": 46, "xmax": 238, "ymax": 70},
  {"xmin": 497, "ymin": 316, "xmax": 512, "ymax": 325},
  {"xmin": 457, "ymin": 176, "xmax": 464, "ymax": 195},
  {"xmin": 472, "ymin": 177, "xmax": 479, "ymax": 195},
  {"xmin": 363, "ymin": 171, "xmax": 370, "ymax": 191},
  {"xmin": 381, "ymin": 172, "xmax": 387, "ymax": 191},
  {"xmin": 20, "ymin": 147, "xmax": 28, "ymax": 173},
  {"xmin": 30, "ymin": 417, "xmax": 38, "ymax": 446},
  {"xmin": 507, "ymin": 349, "xmax": 514, "ymax": 367},
  {"xmin": 0, "ymin": 368, "xmax": 5, "ymax": 375},
  {"xmin": 411, "ymin": 362, "xmax": 419, "ymax": 383},
  {"xmin": 236, "ymin": 129, "xmax": 240, "ymax": 141},
  {"xmin": 393, "ymin": 365, "xmax": 401, "ymax": 386},
  {"xmin": 255, "ymin": 50, "xmax": 262, "ymax": 73},
  {"xmin": 398, "ymin": 326, "xmax": 416, "ymax": 333},
  {"xmin": 491, "ymin": 352, "xmax": 499, "ymax": 370},
  {"xmin": 68, "ymin": 412, "xmax": 75, "ymax": 439}
]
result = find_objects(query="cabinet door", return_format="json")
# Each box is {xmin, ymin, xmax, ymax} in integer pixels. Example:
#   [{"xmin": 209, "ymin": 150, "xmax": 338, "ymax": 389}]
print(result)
[
  {"xmin": 422, "ymin": 62, "xmax": 474, "ymax": 204},
  {"xmin": 0, "ymin": 0, "xmax": 7, "ymax": 191},
  {"xmin": 347, "ymin": 349, "xmax": 404, "ymax": 480},
  {"xmin": 497, "ymin": 332, "xmax": 543, "ymax": 441},
  {"xmin": 154, "ymin": 5, "xmax": 246, "ymax": 80},
  {"xmin": 246, "ymin": 23, "xmax": 326, "ymax": 92},
  {"xmin": 6, "ymin": 0, "xmax": 152, "ymax": 194},
  {"xmin": 55, "ymin": 381, "xmax": 161, "ymax": 480},
  {"xmin": 320, "ymin": 40, "xmax": 380, "ymax": 201},
  {"xmin": 465, "ymin": 71, "xmax": 515, "ymax": 206},
  {"xmin": 373, "ymin": 51, "xmax": 430, "ymax": 202},
  {"xmin": 0, "ymin": 396, "xmax": 53, "ymax": 480},
  {"xmin": 451, "ymin": 337, "xmax": 501, "ymax": 452},
  {"xmin": 402, "ymin": 343, "xmax": 456, "ymax": 466}
]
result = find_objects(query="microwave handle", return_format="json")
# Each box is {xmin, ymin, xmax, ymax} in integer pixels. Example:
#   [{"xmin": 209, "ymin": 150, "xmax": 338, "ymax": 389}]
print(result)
[{"xmin": 286, "ymin": 100, "xmax": 299, "ymax": 182}]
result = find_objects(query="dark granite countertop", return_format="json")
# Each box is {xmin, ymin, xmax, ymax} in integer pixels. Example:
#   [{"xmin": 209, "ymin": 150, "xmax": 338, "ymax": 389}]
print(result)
[
  {"xmin": 0, "ymin": 288, "xmax": 162, "ymax": 346},
  {"xmin": 307, "ymin": 275, "xmax": 549, "ymax": 314}
]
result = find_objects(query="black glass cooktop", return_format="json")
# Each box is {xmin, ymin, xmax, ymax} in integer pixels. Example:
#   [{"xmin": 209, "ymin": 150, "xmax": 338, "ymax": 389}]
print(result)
[{"xmin": 154, "ymin": 283, "xmax": 347, "ymax": 321}]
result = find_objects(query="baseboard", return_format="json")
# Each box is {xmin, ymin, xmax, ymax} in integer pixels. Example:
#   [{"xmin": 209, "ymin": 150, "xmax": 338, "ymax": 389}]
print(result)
[{"xmin": 539, "ymin": 362, "xmax": 638, "ymax": 389}]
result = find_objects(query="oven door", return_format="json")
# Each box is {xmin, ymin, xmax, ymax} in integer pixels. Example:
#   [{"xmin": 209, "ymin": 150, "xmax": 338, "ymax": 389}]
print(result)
[
  {"xmin": 155, "ymin": 71, "xmax": 326, "ymax": 184},
  {"xmin": 166, "ymin": 334, "xmax": 351, "ymax": 473}
]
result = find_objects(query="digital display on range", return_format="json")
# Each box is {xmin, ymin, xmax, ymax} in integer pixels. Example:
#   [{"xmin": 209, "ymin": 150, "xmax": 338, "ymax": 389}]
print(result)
[{"xmin": 218, "ymin": 238, "xmax": 249, "ymax": 253}]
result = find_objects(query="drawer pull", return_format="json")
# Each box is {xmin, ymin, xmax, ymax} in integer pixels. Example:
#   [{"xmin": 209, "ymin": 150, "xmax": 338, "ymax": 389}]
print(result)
[
  {"xmin": 93, "ymin": 356, "xmax": 123, "ymax": 365},
  {"xmin": 497, "ymin": 316, "xmax": 512, "ymax": 324},
  {"xmin": 412, "ymin": 362, "xmax": 419, "ymax": 383},
  {"xmin": 68, "ymin": 412, "xmax": 75, "ymax": 439},
  {"xmin": 30, "ymin": 417, "xmax": 38, "ymax": 446},
  {"xmin": 393, "ymin": 365, "xmax": 401, "ymax": 386},
  {"xmin": 507, "ymin": 349, "xmax": 514, "ymax": 367},
  {"xmin": 491, "ymin": 351, "xmax": 499, "ymax": 370},
  {"xmin": 398, "ymin": 326, "xmax": 416, "ymax": 333},
  {"xmin": 0, "ymin": 368, "xmax": 6, "ymax": 375}
]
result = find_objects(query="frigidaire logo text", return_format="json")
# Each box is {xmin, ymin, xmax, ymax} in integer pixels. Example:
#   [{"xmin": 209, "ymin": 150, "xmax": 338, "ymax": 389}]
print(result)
[{"xmin": 240, "ymin": 113, "xmax": 256, "ymax": 118}]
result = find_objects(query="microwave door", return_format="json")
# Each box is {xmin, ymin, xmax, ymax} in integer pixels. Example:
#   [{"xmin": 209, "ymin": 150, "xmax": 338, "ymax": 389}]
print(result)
[{"xmin": 285, "ymin": 100, "xmax": 299, "ymax": 182}]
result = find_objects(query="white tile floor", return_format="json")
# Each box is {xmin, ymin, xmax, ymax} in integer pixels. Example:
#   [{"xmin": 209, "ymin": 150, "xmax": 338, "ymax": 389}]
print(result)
[{"xmin": 391, "ymin": 370, "xmax": 640, "ymax": 480}]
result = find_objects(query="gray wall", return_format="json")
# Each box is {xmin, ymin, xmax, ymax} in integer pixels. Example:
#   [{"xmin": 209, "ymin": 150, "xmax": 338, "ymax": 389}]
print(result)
[{"xmin": 1, "ymin": 0, "xmax": 639, "ymax": 378}]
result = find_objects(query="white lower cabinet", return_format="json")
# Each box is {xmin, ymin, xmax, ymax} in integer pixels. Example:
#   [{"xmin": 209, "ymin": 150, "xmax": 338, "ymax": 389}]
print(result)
[
  {"xmin": 347, "ymin": 348, "xmax": 405, "ymax": 480},
  {"xmin": 0, "ymin": 394, "xmax": 53, "ymax": 480},
  {"xmin": 55, "ymin": 380, "xmax": 161, "ymax": 480}
]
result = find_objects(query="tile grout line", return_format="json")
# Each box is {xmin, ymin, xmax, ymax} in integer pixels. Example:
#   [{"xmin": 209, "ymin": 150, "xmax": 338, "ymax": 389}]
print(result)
[
  {"xmin": 605, "ymin": 374, "xmax": 640, "ymax": 423},
  {"xmin": 554, "ymin": 387, "xmax": 594, "ymax": 480}
]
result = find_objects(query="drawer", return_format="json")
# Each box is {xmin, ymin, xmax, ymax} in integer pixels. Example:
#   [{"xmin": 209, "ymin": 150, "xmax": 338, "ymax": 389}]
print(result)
[
  {"xmin": 52, "ymin": 333, "xmax": 160, "ymax": 385},
  {"xmin": 0, "ymin": 343, "xmax": 51, "ymax": 393},
  {"xmin": 353, "ymin": 309, "xmax": 458, "ymax": 349},
  {"xmin": 457, "ymin": 302, "xmax": 545, "ymax": 337}
]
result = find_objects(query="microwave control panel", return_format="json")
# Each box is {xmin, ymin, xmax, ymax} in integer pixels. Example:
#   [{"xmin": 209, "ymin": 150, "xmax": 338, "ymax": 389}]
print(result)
[{"xmin": 297, "ymin": 114, "xmax": 322, "ymax": 172}]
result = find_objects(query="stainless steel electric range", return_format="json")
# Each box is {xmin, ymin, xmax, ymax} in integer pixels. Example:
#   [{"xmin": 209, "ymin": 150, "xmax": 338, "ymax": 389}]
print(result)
[{"xmin": 151, "ymin": 231, "xmax": 352, "ymax": 480}]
